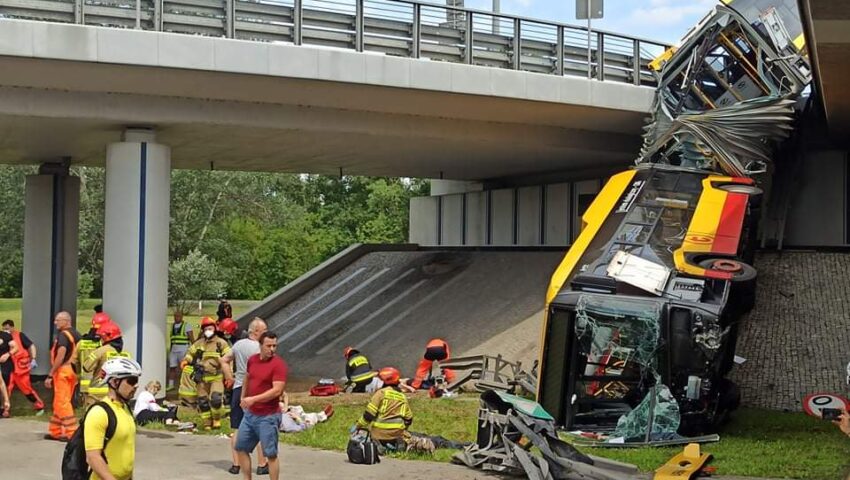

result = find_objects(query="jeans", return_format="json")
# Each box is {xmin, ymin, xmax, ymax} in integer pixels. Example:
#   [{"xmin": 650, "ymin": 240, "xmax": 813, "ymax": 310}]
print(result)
[{"xmin": 235, "ymin": 410, "xmax": 281, "ymax": 458}]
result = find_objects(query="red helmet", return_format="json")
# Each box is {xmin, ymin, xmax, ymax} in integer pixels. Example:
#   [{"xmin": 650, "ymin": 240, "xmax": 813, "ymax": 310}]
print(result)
[
  {"xmin": 219, "ymin": 318, "xmax": 238, "ymax": 336},
  {"xmin": 92, "ymin": 312, "xmax": 112, "ymax": 329},
  {"xmin": 343, "ymin": 346, "xmax": 357, "ymax": 358},
  {"xmin": 97, "ymin": 322, "xmax": 122, "ymax": 344},
  {"xmin": 378, "ymin": 367, "xmax": 400, "ymax": 386},
  {"xmin": 200, "ymin": 317, "xmax": 216, "ymax": 329}
]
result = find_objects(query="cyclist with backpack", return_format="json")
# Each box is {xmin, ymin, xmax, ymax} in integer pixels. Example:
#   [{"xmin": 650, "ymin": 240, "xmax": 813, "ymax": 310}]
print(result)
[{"xmin": 62, "ymin": 357, "xmax": 141, "ymax": 480}]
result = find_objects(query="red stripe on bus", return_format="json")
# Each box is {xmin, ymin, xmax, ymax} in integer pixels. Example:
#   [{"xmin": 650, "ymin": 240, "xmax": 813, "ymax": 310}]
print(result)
[{"xmin": 711, "ymin": 192, "xmax": 747, "ymax": 254}]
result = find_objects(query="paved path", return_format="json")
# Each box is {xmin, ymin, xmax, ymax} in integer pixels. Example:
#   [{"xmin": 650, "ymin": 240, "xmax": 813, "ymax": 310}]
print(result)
[
  {"xmin": 0, "ymin": 419, "xmax": 783, "ymax": 479},
  {"xmin": 0, "ymin": 418, "xmax": 497, "ymax": 479}
]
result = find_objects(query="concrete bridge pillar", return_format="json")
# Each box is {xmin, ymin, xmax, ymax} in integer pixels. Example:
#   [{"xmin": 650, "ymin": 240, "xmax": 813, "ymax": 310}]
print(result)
[
  {"xmin": 22, "ymin": 163, "xmax": 80, "ymax": 375},
  {"xmin": 102, "ymin": 128, "xmax": 170, "ymax": 387}
]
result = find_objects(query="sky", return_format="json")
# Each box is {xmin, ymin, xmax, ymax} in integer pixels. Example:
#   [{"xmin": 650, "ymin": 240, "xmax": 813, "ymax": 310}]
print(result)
[{"xmin": 460, "ymin": 0, "xmax": 721, "ymax": 44}]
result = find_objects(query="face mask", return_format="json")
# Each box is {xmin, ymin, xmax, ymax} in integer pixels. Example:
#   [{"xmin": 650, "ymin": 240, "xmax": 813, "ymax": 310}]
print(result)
[{"xmin": 204, "ymin": 329, "xmax": 215, "ymax": 339}]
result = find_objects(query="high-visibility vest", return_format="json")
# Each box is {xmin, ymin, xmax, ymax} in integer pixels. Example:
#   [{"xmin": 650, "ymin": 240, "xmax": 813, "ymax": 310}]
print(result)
[
  {"xmin": 346, "ymin": 354, "xmax": 376, "ymax": 383},
  {"xmin": 87, "ymin": 347, "xmax": 132, "ymax": 396},
  {"xmin": 356, "ymin": 387, "xmax": 412, "ymax": 436},
  {"xmin": 170, "ymin": 322, "xmax": 190, "ymax": 347}
]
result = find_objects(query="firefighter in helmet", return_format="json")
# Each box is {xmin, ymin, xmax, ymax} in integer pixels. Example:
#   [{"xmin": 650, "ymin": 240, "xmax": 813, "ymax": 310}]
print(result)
[
  {"xmin": 181, "ymin": 317, "xmax": 233, "ymax": 430},
  {"xmin": 343, "ymin": 346, "xmax": 376, "ymax": 393}
]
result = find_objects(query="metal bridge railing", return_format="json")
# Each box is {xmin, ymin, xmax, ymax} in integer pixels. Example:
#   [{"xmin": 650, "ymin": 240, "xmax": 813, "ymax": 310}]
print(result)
[{"xmin": 0, "ymin": 0, "xmax": 670, "ymax": 86}]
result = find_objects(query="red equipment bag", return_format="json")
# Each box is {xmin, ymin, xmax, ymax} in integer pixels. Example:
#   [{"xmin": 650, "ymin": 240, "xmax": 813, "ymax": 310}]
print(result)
[{"xmin": 309, "ymin": 383, "xmax": 340, "ymax": 397}]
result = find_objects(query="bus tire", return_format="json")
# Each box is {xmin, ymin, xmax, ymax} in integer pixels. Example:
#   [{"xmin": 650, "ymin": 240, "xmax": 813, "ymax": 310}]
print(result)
[{"xmin": 698, "ymin": 258, "xmax": 757, "ymax": 282}]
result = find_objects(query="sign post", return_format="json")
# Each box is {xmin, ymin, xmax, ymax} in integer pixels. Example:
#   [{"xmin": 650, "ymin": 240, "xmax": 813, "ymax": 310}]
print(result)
[{"xmin": 576, "ymin": 0, "xmax": 603, "ymax": 79}]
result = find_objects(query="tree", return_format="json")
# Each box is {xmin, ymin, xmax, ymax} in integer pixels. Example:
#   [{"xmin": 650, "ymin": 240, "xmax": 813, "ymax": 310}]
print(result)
[{"xmin": 168, "ymin": 249, "xmax": 226, "ymax": 315}]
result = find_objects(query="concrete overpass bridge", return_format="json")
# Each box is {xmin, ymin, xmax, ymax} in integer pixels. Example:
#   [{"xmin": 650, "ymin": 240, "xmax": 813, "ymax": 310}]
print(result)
[{"xmin": 0, "ymin": 0, "xmax": 669, "ymax": 385}]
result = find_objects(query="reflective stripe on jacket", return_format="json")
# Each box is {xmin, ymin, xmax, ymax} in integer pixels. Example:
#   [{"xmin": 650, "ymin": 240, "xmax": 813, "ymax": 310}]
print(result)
[
  {"xmin": 356, "ymin": 386, "xmax": 413, "ymax": 441},
  {"xmin": 346, "ymin": 354, "xmax": 376, "ymax": 384}
]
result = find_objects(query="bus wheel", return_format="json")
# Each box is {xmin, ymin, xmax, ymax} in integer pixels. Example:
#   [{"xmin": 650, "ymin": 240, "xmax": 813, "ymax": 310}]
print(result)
[{"xmin": 699, "ymin": 258, "xmax": 756, "ymax": 282}]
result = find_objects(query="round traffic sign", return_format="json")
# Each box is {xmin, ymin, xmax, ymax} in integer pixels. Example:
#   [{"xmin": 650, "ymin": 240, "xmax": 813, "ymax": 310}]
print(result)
[{"xmin": 802, "ymin": 392, "xmax": 850, "ymax": 417}]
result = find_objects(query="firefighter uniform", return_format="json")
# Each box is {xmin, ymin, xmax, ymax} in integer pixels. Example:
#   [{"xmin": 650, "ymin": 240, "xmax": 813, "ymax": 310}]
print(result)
[
  {"xmin": 178, "ymin": 365, "xmax": 198, "ymax": 407},
  {"xmin": 356, "ymin": 385, "xmax": 413, "ymax": 443},
  {"xmin": 411, "ymin": 338, "xmax": 456, "ymax": 389},
  {"xmin": 345, "ymin": 352, "xmax": 376, "ymax": 393},
  {"xmin": 82, "ymin": 344, "xmax": 131, "ymax": 408},
  {"xmin": 48, "ymin": 328, "xmax": 80, "ymax": 441},
  {"xmin": 76, "ymin": 338, "xmax": 100, "ymax": 396},
  {"xmin": 7, "ymin": 329, "xmax": 44, "ymax": 411},
  {"xmin": 182, "ymin": 336, "xmax": 231, "ymax": 429}
]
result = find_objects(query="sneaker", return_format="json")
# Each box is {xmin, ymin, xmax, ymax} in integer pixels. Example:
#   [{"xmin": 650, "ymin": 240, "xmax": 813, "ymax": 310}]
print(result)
[
  {"xmin": 323, "ymin": 404, "xmax": 334, "ymax": 419},
  {"xmin": 227, "ymin": 465, "xmax": 240, "ymax": 475},
  {"xmin": 35, "ymin": 409, "xmax": 45, "ymax": 417},
  {"xmin": 256, "ymin": 464, "xmax": 269, "ymax": 475}
]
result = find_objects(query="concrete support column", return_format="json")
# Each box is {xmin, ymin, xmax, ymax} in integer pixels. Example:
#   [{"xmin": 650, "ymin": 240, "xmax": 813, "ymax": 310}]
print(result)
[
  {"xmin": 102, "ymin": 129, "xmax": 170, "ymax": 387},
  {"xmin": 22, "ymin": 165, "xmax": 80, "ymax": 375}
]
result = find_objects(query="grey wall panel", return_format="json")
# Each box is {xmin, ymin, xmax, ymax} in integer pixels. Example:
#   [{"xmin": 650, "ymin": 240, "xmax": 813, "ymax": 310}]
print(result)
[
  {"xmin": 465, "ymin": 191, "xmax": 487, "ymax": 246},
  {"xmin": 409, "ymin": 196, "xmax": 439, "ymax": 245},
  {"xmin": 572, "ymin": 180, "xmax": 601, "ymax": 241},
  {"xmin": 490, "ymin": 188, "xmax": 515, "ymax": 245},
  {"xmin": 517, "ymin": 186, "xmax": 542, "ymax": 245},
  {"xmin": 544, "ymin": 183, "xmax": 570, "ymax": 245},
  {"xmin": 440, "ymin": 193, "xmax": 464, "ymax": 246},
  {"xmin": 785, "ymin": 151, "xmax": 847, "ymax": 246}
]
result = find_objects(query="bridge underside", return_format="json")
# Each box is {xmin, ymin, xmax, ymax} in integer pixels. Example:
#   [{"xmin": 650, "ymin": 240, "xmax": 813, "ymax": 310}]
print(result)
[{"xmin": 0, "ymin": 52, "xmax": 647, "ymax": 180}]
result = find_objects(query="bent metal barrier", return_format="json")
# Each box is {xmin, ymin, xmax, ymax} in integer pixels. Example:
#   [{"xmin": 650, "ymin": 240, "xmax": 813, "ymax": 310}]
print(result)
[{"xmin": 0, "ymin": 0, "xmax": 668, "ymax": 85}]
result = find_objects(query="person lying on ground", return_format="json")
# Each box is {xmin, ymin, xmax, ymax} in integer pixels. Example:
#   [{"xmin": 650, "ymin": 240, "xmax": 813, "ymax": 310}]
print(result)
[
  {"xmin": 278, "ymin": 392, "xmax": 333, "ymax": 433},
  {"xmin": 133, "ymin": 380, "xmax": 181, "ymax": 426}
]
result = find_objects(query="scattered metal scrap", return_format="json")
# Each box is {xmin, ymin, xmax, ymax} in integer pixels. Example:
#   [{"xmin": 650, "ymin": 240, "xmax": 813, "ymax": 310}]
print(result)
[
  {"xmin": 430, "ymin": 354, "xmax": 538, "ymax": 396},
  {"xmin": 453, "ymin": 390, "xmax": 643, "ymax": 479}
]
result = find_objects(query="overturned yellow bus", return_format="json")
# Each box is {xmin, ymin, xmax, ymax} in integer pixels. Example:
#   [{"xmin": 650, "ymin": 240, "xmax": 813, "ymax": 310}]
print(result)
[{"xmin": 537, "ymin": 165, "xmax": 761, "ymax": 436}]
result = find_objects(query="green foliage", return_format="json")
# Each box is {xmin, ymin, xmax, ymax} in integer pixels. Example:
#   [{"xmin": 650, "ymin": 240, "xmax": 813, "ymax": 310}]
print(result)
[
  {"xmin": 168, "ymin": 250, "xmax": 227, "ymax": 315},
  {"xmin": 77, "ymin": 271, "xmax": 95, "ymax": 300},
  {"xmin": 0, "ymin": 166, "xmax": 427, "ymax": 300}
]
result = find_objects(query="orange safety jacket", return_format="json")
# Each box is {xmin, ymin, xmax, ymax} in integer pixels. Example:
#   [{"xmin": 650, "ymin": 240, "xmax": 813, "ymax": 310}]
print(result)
[{"xmin": 10, "ymin": 330, "xmax": 32, "ymax": 374}]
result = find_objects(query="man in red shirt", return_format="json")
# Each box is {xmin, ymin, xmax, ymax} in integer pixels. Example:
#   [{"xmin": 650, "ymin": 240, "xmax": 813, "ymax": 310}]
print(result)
[{"xmin": 235, "ymin": 332, "xmax": 287, "ymax": 480}]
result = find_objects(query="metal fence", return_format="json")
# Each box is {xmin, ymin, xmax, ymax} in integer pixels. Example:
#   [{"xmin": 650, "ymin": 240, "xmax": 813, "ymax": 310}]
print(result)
[{"xmin": 0, "ymin": 0, "xmax": 669, "ymax": 85}]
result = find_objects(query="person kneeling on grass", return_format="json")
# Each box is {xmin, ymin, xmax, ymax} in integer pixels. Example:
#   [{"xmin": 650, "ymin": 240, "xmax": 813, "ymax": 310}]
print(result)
[
  {"xmin": 352, "ymin": 367, "xmax": 467, "ymax": 455},
  {"xmin": 133, "ymin": 380, "xmax": 184, "ymax": 426}
]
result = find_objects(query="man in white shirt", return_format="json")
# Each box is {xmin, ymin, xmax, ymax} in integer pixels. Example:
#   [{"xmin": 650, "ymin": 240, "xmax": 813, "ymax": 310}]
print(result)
[{"xmin": 221, "ymin": 318, "xmax": 268, "ymax": 475}]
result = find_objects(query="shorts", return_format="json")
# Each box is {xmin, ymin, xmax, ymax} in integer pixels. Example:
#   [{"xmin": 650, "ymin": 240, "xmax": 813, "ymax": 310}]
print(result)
[
  {"xmin": 169, "ymin": 346, "xmax": 188, "ymax": 368},
  {"xmin": 235, "ymin": 410, "xmax": 281, "ymax": 458},
  {"xmin": 230, "ymin": 387, "xmax": 244, "ymax": 428}
]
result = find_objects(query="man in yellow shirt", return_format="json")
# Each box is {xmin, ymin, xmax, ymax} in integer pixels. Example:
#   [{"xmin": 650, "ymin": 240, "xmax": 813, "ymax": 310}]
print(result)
[{"xmin": 84, "ymin": 357, "xmax": 141, "ymax": 480}]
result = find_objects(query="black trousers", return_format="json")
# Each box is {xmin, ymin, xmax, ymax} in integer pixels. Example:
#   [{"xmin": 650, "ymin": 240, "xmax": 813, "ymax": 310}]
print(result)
[{"xmin": 136, "ymin": 407, "xmax": 178, "ymax": 425}]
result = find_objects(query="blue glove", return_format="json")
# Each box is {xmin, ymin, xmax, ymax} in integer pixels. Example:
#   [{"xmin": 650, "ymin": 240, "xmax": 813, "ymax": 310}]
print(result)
[
  {"xmin": 30, "ymin": 359, "xmax": 38, "ymax": 369},
  {"xmin": 349, "ymin": 424, "xmax": 358, "ymax": 434}
]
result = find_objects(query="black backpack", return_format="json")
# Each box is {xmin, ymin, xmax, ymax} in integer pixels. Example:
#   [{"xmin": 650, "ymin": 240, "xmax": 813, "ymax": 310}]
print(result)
[
  {"xmin": 61, "ymin": 401, "xmax": 117, "ymax": 480},
  {"xmin": 346, "ymin": 434, "xmax": 380, "ymax": 465}
]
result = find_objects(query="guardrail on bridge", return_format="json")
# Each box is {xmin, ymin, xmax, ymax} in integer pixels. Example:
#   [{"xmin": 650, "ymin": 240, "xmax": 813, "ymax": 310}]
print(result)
[{"xmin": 0, "ymin": 0, "xmax": 670, "ymax": 86}]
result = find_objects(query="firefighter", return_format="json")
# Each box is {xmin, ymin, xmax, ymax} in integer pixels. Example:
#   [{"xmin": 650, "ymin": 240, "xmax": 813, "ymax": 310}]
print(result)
[
  {"xmin": 178, "ymin": 363, "xmax": 198, "ymax": 408},
  {"xmin": 218, "ymin": 318, "xmax": 240, "ymax": 344},
  {"xmin": 181, "ymin": 317, "xmax": 233, "ymax": 430},
  {"xmin": 410, "ymin": 338, "xmax": 456, "ymax": 389},
  {"xmin": 83, "ymin": 322, "xmax": 131, "ymax": 408},
  {"xmin": 77, "ymin": 312, "xmax": 113, "ymax": 399},
  {"xmin": 354, "ymin": 367, "xmax": 436, "ymax": 454},
  {"xmin": 343, "ymin": 346, "xmax": 376, "ymax": 393},
  {"xmin": 45, "ymin": 311, "xmax": 81, "ymax": 441},
  {"xmin": 2, "ymin": 320, "xmax": 44, "ymax": 415}
]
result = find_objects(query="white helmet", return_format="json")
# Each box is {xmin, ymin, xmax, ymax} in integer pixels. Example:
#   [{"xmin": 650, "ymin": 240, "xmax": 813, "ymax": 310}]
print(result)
[{"xmin": 102, "ymin": 357, "xmax": 142, "ymax": 383}]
